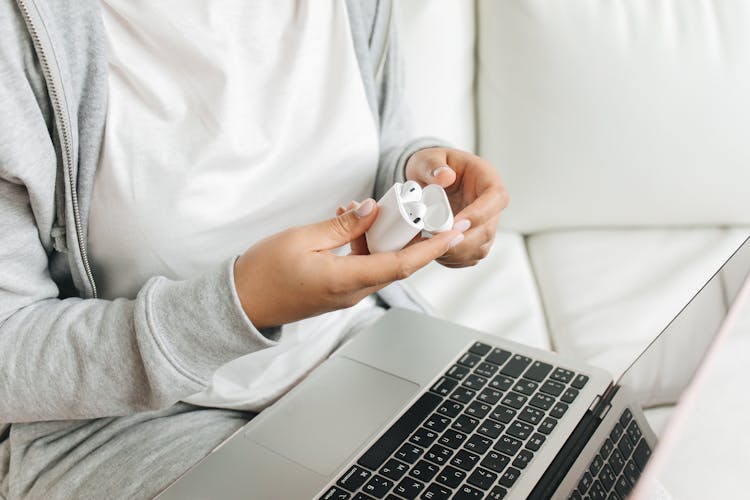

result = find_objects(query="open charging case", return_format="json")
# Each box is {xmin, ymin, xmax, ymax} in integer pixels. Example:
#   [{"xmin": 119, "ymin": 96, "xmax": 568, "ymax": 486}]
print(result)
[{"xmin": 365, "ymin": 182, "xmax": 454, "ymax": 253}]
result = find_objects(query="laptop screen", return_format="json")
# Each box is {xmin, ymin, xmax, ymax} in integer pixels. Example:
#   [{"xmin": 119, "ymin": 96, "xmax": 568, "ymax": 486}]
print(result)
[{"xmin": 616, "ymin": 234, "xmax": 750, "ymax": 408}]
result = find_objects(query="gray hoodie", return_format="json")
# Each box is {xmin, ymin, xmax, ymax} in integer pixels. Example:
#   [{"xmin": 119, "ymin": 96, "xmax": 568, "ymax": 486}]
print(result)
[{"xmin": 0, "ymin": 0, "xmax": 446, "ymax": 497}]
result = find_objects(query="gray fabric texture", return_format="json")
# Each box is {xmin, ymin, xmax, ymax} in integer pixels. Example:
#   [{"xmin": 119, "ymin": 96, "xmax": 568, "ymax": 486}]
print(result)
[{"xmin": 0, "ymin": 0, "xmax": 447, "ymax": 498}]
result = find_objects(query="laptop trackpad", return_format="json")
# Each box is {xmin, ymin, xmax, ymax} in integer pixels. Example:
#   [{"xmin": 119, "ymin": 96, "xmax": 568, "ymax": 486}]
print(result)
[{"xmin": 245, "ymin": 356, "xmax": 419, "ymax": 476}]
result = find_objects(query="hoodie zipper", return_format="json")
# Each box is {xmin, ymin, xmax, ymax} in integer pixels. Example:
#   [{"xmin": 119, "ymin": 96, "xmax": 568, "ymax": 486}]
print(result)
[{"xmin": 16, "ymin": 0, "xmax": 98, "ymax": 298}]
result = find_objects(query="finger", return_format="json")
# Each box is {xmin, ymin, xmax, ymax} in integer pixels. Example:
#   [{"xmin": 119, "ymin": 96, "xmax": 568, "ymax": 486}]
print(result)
[
  {"xmin": 406, "ymin": 155, "xmax": 457, "ymax": 188},
  {"xmin": 452, "ymin": 186, "xmax": 507, "ymax": 230},
  {"xmin": 305, "ymin": 198, "xmax": 379, "ymax": 250},
  {"xmin": 438, "ymin": 217, "xmax": 499, "ymax": 265},
  {"xmin": 350, "ymin": 234, "xmax": 369, "ymax": 255},
  {"xmin": 339, "ymin": 229, "xmax": 464, "ymax": 287}
]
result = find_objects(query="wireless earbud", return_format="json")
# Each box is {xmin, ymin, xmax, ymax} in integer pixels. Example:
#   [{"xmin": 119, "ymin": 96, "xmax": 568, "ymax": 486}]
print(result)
[
  {"xmin": 365, "ymin": 182, "xmax": 454, "ymax": 253},
  {"xmin": 402, "ymin": 201, "xmax": 427, "ymax": 224},
  {"xmin": 399, "ymin": 181, "xmax": 423, "ymax": 202}
]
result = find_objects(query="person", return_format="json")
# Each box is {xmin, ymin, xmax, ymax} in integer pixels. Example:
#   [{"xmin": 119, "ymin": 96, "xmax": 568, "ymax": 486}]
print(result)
[{"xmin": 0, "ymin": 0, "xmax": 507, "ymax": 498}]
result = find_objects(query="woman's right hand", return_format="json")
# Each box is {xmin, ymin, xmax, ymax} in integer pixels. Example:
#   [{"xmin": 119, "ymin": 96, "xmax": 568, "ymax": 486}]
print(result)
[{"xmin": 233, "ymin": 198, "xmax": 464, "ymax": 329}]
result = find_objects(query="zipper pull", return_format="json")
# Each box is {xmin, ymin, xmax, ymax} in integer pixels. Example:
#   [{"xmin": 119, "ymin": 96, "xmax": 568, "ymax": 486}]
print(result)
[{"xmin": 51, "ymin": 226, "xmax": 67, "ymax": 252}]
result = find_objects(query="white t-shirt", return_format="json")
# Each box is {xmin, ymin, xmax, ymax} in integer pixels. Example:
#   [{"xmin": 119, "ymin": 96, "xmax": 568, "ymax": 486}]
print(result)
[{"xmin": 90, "ymin": 0, "xmax": 384, "ymax": 410}]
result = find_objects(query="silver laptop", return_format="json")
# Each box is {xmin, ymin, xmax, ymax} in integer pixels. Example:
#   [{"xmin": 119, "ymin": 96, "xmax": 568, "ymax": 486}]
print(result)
[{"xmin": 157, "ymin": 235, "xmax": 750, "ymax": 500}]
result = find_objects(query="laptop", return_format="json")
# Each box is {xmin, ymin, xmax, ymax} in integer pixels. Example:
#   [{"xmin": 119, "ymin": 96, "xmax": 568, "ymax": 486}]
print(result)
[{"xmin": 156, "ymin": 235, "xmax": 750, "ymax": 500}]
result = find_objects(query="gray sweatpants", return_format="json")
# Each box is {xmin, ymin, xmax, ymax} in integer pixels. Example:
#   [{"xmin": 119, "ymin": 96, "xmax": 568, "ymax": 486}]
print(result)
[{"xmin": 1, "ymin": 403, "xmax": 252, "ymax": 500}]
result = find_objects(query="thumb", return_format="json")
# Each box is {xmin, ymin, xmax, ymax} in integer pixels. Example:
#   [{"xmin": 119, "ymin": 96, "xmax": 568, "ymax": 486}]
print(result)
[
  {"xmin": 408, "ymin": 157, "xmax": 457, "ymax": 189},
  {"xmin": 306, "ymin": 198, "xmax": 378, "ymax": 251}
]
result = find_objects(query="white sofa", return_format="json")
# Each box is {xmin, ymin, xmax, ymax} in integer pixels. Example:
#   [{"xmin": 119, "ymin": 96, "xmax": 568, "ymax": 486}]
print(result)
[{"xmin": 396, "ymin": 1, "xmax": 750, "ymax": 497}]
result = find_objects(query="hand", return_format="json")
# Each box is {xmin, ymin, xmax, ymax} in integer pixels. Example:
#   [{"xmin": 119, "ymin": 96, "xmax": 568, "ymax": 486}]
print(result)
[
  {"xmin": 405, "ymin": 147, "xmax": 508, "ymax": 268},
  {"xmin": 234, "ymin": 199, "xmax": 463, "ymax": 329}
]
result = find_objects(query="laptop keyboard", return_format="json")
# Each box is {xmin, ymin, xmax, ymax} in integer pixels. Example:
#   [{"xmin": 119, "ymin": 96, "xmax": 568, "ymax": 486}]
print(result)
[
  {"xmin": 568, "ymin": 408, "xmax": 652, "ymax": 500},
  {"xmin": 320, "ymin": 341, "xmax": 590, "ymax": 500}
]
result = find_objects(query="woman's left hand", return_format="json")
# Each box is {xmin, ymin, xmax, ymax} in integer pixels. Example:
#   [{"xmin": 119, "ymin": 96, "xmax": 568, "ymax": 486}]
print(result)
[{"xmin": 405, "ymin": 147, "xmax": 509, "ymax": 268}]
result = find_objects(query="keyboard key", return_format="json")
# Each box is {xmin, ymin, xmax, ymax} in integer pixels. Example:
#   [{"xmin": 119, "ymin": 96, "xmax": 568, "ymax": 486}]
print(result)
[
  {"xmin": 571, "ymin": 374, "xmax": 589, "ymax": 389},
  {"xmin": 410, "ymin": 460, "xmax": 439, "ymax": 482},
  {"xmin": 601, "ymin": 438, "xmax": 615, "ymax": 459},
  {"xmin": 469, "ymin": 342, "xmax": 492, "ymax": 356},
  {"xmin": 617, "ymin": 434, "xmax": 633, "ymax": 457},
  {"xmin": 464, "ymin": 434, "xmax": 492, "ymax": 454},
  {"xmin": 525, "ymin": 433, "xmax": 546, "ymax": 451},
  {"xmin": 523, "ymin": 361, "xmax": 553, "ymax": 382},
  {"xmin": 457, "ymin": 353, "xmax": 482, "ymax": 368},
  {"xmin": 538, "ymin": 417, "xmax": 557, "ymax": 435},
  {"xmin": 358, "ymin": 392, "xmax": 441, "ymax": 470},
  {"xmin": 550, "ymin": 368, "xmax": 574, "ymax": 383},
  {"xmin": 498, "ymin": 467, "xmax": 521, "ymax": 487},
  {"xmin": 490, "ymin": 374, "xmax": 515, "ymax": 392},
  {"xmin": 519, "ymin": 406, "xmax": 544, "ymax": 425},
  {"xmin": 431, "ymin": 377, "xmax": 458, "ymax": 397},
  {"xmin": 490, "ymin": 405, "xmax": 516, "ymax": 424},
  {"xmin": 512, "ymin": 379, "xmax": 538, "ymax": 396},
  {"xmin": 507, "ymin": 420, "xmax": 534, "ymax": 440},
  {"xmin": 380, "ymin": 459, "xmax": 409, "ymax": 481},
  {"xmin": 500, "ymin": 355, "xmax": 532, "ymax": 378},
  {"xmin": 478, "ymin": 388, "xmax": 503, "ymax": 405},
  {"xmin": 486, "ymin": 348, "xmax": 512, "ymax": 366},
  {"xmin": 610, "ymin": 423, "xmax": 624, "ymax": 443},
  {"xmin": 454, "ymin": 485, "xmax": 484, "ymax": 499},
  {"xmin": 632, "ymin": 439, "xmax": 652, "ymax": 470},
  {"xmin": 501, "ymin": 392, "xmax": 528, "ymax": 410},
  {"xmin": 494, "ymin": 435, "xmax": 522, "ymax": 456},
  {"xmin": 620, "ymin": 408, "xmax": 633, "ymax": 427},
  {"xmin": 410, "ymin": 428, "xmax": 438, "ymax": 448},
  {"xmin": 480, "ymin": 451, "xmax": 510, "ymax": 473},
  {"xmin": 589, "ymin": 480, "xmax": 606, "ymax": 500},
  {"xmin": 488, "ymin": 486, "xmax": 508, "ymax": 499},
  {"xmin": 321, "ymin": 486, "xmax": 351, "ymax": 499},
  {"xmin": 450, "ymin": 449, "xmax": 481, "ymax": 471},
  {"xmin": 550, "ymin": 402, "xmax": 569, "ymax": 419},
  {"xmin": 577, "ymin": 471, "xmax": 593, "ymax": 494},
  {"xmin": 530, "ymin": 393, "xmax": 555, "ymax": 411},
  {"xmin": 436, "ymin": 465, "xmax": 465, "ymax": 488},
  {"xmin": 394, "ymin": 477, "xmax": 424, "ymax": 499},
  {"xmin": 465, "ymin": 401, "xmax": 491, "ymax": 419},
  {"xmin": 540, "ymin": 380, "xmax": 566, "ymax": 397},
  {"xmin": 424, "ymin": 414, "xmax": 451, "ymax": 433},
  {"xmin": 421, "ymin": 483, "xmax": 451, "ymax": 500},
  {"xmin": 362, "ymin": 475, "xmax": 393, "ymax": 498},
  {"xmin": 467, "ymin": 467, "xmax": 498, "ymax": 490},
  {"xmin": 568, "ymin": 492, "xmax": 582, "ymax": 500},
  {"xmin": 513, "ymin": 449, "xmax": 533, "ymax": 469},
  {"xmin": 626, "ymin": 420, "xmax": 642, "ymax": 445},
  {"xmin": 614, "ymin": 476, "xmax": 632, "ymax": 499},
  {"xmin": 452, "ymin": 414, "xmax": 479, "ymax": 434},
  {"xmin": 338, "ymin": 465, "xmax": 372, "ymax": 492},
  {"xmin": 477, "ymin": 419, "xmax": 504, "ymax": 439},
  {"xmin": 450, "ymin": 387, "xmax": 476, "ymax": 404},
  {"xmin": 425, "ymin": 444, "xmax": 453, "ymax": 465},
  {"xmin": 462, "ymin": 374, "xmax": 488, "ymax": 391},
  {"xmin": 589, "ymin": 454, "xmax": 604, "ymax": 476},
  {"xmin": 396, "ymin": 444, "xmax": 424, "ymax": 464},
  {"xmin": 599, "ymin": 464, "xmax": 616, "ymax": 491},
  {"xmin": 609, "ymin": 449, "xmax": 625, "ymax": 474},
  {"xmin": 438, "ymin": 430, "xmax": 466, "ymax": 449},
  {"xmin": 561, "ymin": 387, "xmax": 580, "ymax": 404},
  {"xmin": 436, "ymin": 401, "xmax": 463, "ymax": 418},
  {"xmin": 445, "ymin": 364, "xmax": 470, "ymax": 381},
  {"xmin": 623, "ymin": 460, "xmax": 640, "ymax": 485},
  {"xmin": 475, "ymin": 362, "xmax": 499, "ymax": 378}
]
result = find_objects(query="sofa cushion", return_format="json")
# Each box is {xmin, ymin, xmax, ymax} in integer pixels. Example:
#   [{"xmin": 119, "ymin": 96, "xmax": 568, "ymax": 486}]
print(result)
[
  {"xmin": 395, "ymin": 0, "xmax": 476, "ymax": 151},
  {"xmin": 406, "ymin": 231, "xmax": 551, "ymax": 349},
  {"xmin": 526, "ymin": 228, "xmax": 750, "ymax": 391},
  {"xmin": 477, "ymin": 0, "xmax": 750, "ymax": 232}
]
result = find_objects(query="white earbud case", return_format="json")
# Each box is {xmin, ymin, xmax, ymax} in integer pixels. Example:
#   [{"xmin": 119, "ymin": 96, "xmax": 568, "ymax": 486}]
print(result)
[{"xmin": 365, "ymin": 182, "xmax": 454, "ymax": 253}]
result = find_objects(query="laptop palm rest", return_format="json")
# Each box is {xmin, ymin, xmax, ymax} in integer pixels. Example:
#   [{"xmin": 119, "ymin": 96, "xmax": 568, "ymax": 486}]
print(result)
[{"xmin": 244, "ymin": 356, "xmax": 419, "ymax": 476}]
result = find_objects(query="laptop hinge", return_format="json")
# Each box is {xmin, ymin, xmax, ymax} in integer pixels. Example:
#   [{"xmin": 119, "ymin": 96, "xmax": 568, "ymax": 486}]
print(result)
[{"xmin": 528, "ymin": 390, "xmax": 614, "ymax": 499}]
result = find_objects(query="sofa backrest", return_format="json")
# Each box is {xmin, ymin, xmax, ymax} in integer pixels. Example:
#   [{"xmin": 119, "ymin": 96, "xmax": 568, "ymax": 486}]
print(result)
[{"xmin": 398, "ymin": 1, "xmax": 750, "ymax": 233}]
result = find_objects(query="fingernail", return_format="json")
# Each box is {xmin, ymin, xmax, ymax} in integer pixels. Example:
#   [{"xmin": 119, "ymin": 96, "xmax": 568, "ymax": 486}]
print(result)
[
  {"xmin": 449, "ymin": 233, "xmax": 464, "ymax": 248},
  {"xmin": 355, "ymin": 198, "xmax": 375, "ymax": 217},
  {"xmin": 431, "ymin": 165, "xmax": 451, "ymax": 177},
  {"xmin": 337, "ymin": 205, "xmax": 347, "ymax": 213},
  {"xmin": 453, "ymin": 219, "xmax": 471, "ymax": 233}
]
